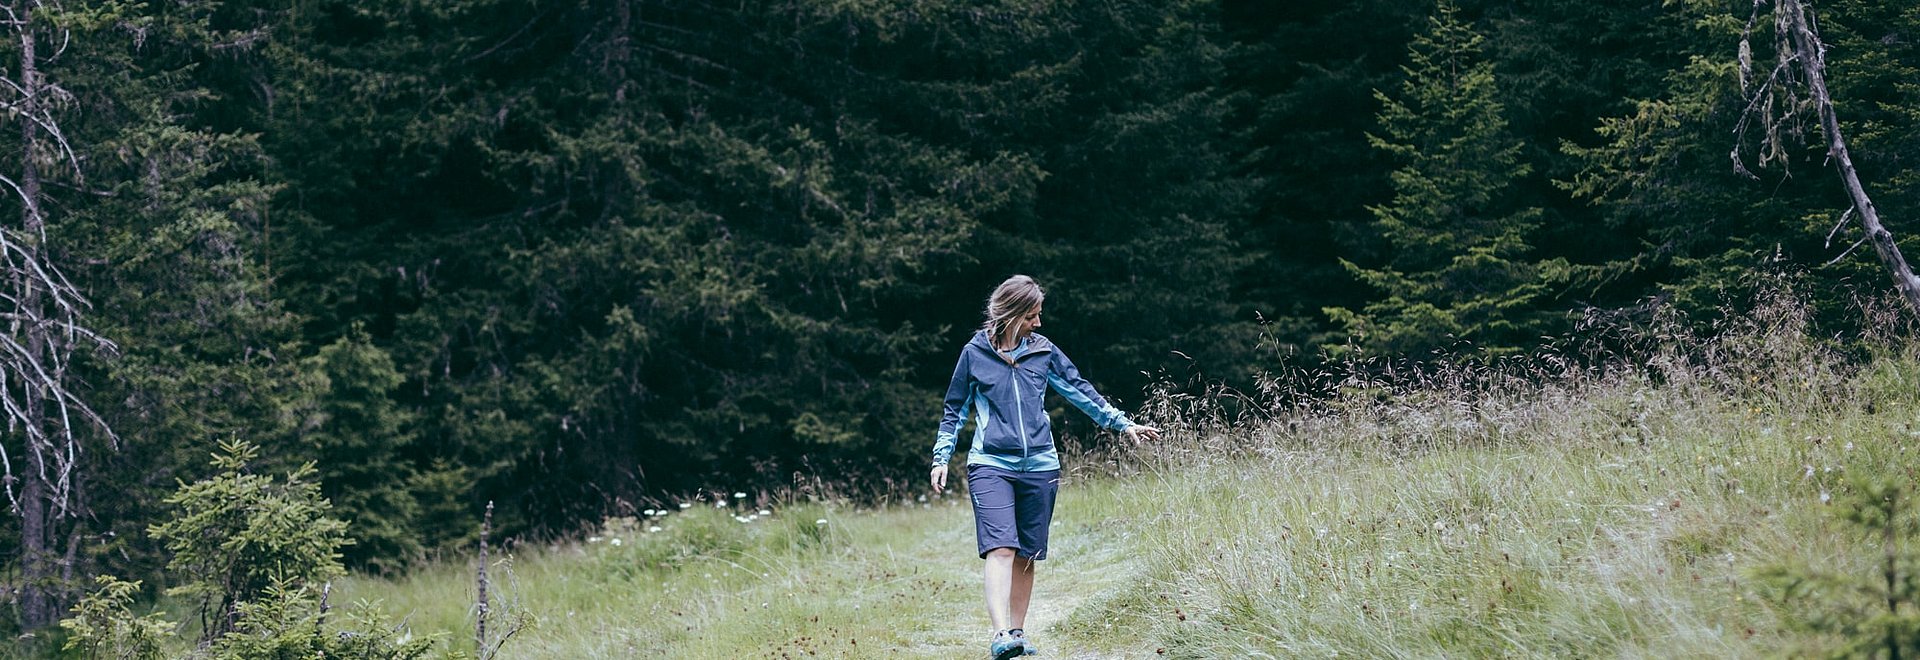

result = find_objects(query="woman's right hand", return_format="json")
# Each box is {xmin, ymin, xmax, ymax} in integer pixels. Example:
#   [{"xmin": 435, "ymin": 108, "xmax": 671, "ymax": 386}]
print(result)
[{"xmin": 930, "ymin": 464, "xmax": 948, "ymax": 493}]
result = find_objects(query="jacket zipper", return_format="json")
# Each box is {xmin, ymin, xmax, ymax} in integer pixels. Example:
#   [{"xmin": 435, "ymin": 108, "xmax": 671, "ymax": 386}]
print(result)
[{"xmin": 1012, "ymin": 357, "xmax": 1027, "ymax": 459}]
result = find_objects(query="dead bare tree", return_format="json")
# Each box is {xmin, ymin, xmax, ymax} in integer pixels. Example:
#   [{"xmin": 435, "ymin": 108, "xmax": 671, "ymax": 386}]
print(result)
[
  {"xmin": 0, "ymin": 0, "xmax": 118, "ymax": 629},
  {"xmin": 1734, "ymin": 0, "xmax": 1920, "ymax": 316}
]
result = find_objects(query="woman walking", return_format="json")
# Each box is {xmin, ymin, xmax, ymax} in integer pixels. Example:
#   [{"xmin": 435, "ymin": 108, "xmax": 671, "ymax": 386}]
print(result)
[{"xmin": 930, "ymin": 275, "xmax": 1160, "ymax": 659}]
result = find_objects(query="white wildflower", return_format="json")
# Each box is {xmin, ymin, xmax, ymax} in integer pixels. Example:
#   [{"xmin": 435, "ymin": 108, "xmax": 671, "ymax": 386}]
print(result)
[
  {"xmin": 679, "ymin": 503, "xmax": 692, "ymax": 509},
  {"xmin": 734, "ymin": 492, "xmax": 748, "ymax": 499},
  {"xmin": 816, "ymin": 519, "xmax": 828, "ymax": 525},
  {"xmin": 758, "ymin": 509, "xmax": 771, "ymax": 516},
  {"xmin": 648, "ymin": 526, "xmax": 662, "ymax": 533},
  {"xmin": 610, "ymin": 538, "xmax": 623, "ymax": 546},
  {"xmin": 588, "ymin": 536, "xmax": 603, "ymax": 544}
]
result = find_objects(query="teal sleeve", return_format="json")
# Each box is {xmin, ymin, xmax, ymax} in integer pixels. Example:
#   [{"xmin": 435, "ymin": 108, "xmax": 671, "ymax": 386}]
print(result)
[
  {"xmin": 1045, "ymin": 349, "xmax": 1134, "ymax": 431},
  {"xmin": 934, "ymin": 349, "xmax": 973, "ymax": 465}
]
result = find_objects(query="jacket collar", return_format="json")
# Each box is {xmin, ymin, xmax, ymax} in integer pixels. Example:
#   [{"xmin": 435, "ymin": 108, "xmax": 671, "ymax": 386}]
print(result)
[{"xmin": 969, "ymin": 330, "xmax": 1054, "ymax": 363}]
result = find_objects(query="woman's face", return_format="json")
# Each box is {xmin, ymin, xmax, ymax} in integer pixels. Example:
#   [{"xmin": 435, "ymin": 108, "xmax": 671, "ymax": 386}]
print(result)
[{"xmin": 1015, "ymin": 303, "xmax": 1044, "ymax": 339}]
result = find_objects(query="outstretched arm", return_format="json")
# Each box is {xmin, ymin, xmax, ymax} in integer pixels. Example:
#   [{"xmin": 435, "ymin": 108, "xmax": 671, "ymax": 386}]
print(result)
[{"xmin": 1046, "ymin": 349, "xmax": 1161, "ymax": 441}]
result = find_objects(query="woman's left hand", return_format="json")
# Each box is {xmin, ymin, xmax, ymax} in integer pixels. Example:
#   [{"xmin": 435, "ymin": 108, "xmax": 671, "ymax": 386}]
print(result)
[{"xmin": 1124, "ymin": 425, "xmax": 1162, "ymax": 442}]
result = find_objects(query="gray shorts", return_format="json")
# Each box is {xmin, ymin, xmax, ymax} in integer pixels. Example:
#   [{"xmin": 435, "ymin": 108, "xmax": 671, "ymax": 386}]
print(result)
[{"xmin": 967, "ymin": 465, "xmax": 1061, "ymax": 560}]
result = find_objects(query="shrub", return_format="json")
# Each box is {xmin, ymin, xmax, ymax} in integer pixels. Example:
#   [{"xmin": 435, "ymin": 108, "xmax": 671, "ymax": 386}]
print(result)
[
  {"xmin": 59, "ymin": 577, "xmax": 174, "ymax": 660},
  {"xmin": 1760, "ymin": 473, "xmax": 1920, "ymax": 658},
  {"xmin": 147, "ymin": 439, "xmax": 350, "ymax": 639}
]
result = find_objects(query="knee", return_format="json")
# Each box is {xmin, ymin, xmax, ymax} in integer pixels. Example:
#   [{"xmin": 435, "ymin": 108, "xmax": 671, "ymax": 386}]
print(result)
[{"xmin": 985, "ymin": 547, "xmax": 1017, "ymax": 560}]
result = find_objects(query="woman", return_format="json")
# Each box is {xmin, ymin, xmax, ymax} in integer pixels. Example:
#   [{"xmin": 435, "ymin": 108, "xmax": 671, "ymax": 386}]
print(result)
[{"xmin": 930, "ymin": 274, "xmax": 1161, "ymax": 659}]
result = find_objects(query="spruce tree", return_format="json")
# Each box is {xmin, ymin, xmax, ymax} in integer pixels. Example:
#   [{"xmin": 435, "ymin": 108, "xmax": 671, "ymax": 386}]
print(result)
[{"xmin": 1326, "ymin": 0, "xmax": 1561, "ymax": 356}]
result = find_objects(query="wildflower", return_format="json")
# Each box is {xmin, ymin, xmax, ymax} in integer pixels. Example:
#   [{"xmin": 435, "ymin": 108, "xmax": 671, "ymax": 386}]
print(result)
[
  {"xmin": 644, "ymin": 509, "xmax": 656, "ymax": 516},
  {"xmin": 648, "ymin": 526, "xmax": 662, "ymax": 533},
  {"xmin": 734, "ymin": 492, "xmax": 747, "ymax": 499},
  {"xmin": 588, "ymin": 536, "xmax": 604, "ymax": 544},
  {"xmin": 816, "ymin": 519, "xmax": 828, "ymax": 525},
  {"xmin": 679, "ymin": 503, "xmax": 692, "ymax": 509},
  {"xmin": 1844, "ymin": 441, "xmax": 1855, "ymax": 451},
  {"xmin": 611, "ymin": 538, "xmax": 623, "ymax": 546},
  {"xmin": 715, "ymin": 499, "xmax": 727, "ymax": 508},
  {"xmin": 1820, "ymin": 490, "xmax": 1831, "ymax": 504},
  {"xmin": 758, "ymin": 509, "xmax": 771, "ymax": 516}
]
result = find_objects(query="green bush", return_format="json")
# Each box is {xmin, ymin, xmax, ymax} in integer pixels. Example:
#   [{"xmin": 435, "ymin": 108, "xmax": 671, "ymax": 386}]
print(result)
[
  {"xmin": 147, "ymin": 439, "xmax": 349, "ymax": 639},
  {"xmin": 59, "ymin": 577, "xmax": 173, "ymax": 660},
  {"xmin": 203, "ymin": 580, "xmax": 445, "ymax": 660},
  {"xmin": 1759, "ymin": 472, "xmax": 1920, "ymax": 658},
  {"xmin": 61, "ymin": 439, "xmax": 466, "ymax": 659}
]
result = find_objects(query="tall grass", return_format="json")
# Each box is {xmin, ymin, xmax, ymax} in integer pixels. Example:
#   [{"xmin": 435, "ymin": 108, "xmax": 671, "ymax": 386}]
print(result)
[
  {"xmin": 335, "ymin": 289, "xmax": 1920, "ymax": 658},
  {"xmin": 1061, "ymin": 288, "xmax": 1920, "ymax": 657}
]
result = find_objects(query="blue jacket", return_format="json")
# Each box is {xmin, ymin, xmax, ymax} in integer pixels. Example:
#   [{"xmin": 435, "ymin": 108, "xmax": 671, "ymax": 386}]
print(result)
[{"xmin": 932, "ymin": 330, "xmax": 1135, "ymax": 472}]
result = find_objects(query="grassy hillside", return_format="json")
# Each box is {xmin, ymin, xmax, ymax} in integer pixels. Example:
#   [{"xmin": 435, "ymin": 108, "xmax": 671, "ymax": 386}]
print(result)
[{"xmin": 336, "ymin": 297, "xmax": 1920, "ymax": 658}]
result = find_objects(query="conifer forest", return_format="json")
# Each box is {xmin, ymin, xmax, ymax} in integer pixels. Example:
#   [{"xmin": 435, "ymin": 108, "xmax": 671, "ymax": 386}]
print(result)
[{"xmin": 2, "ymin": 0, "xmax": 1919, "ymax": 642}]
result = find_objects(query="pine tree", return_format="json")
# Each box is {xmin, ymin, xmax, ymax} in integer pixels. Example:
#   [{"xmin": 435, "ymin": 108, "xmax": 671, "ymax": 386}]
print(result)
[{"xmin": 1326, "ymin": 0, "xmax": 1562, "ymax": 356}]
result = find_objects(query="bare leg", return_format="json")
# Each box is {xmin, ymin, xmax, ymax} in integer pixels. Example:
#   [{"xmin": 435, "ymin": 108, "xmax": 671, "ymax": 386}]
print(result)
[
  {"xmin": 983, "ymin": 547, "xmax": 1016, "ymax": 631},
  {"xmin": 1009, "ymin": 556, "xmax": 1036, "ymax": 629}
]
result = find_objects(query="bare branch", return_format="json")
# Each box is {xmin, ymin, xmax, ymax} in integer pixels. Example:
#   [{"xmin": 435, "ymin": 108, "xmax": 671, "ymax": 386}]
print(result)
[
  {"xmin": 0, "ymin": 97, "xmax": 83, "ymax": 178},
  {"xmin": 1824, "ymin": 236, "xmax": 1869, "ymax": 267},
  {"xmin": 1825, "ymin": 207, "xmax": 1855, "ymax": 249}
]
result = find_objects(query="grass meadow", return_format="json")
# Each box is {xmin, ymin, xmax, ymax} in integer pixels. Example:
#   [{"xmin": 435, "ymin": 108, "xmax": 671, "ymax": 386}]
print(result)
[{"xmin": 338, "ymin": 293, "xmax": 1920, "ymax": 658}]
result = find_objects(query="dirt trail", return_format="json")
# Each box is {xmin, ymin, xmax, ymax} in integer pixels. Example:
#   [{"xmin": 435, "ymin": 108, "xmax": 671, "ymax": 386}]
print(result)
[{"xmin": 1018, "ymin": 527, "xmax": 1152, "ymax": 660}]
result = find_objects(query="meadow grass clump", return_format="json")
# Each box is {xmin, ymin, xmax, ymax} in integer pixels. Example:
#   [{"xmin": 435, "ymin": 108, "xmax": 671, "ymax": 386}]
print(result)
[{"xmin": 1054, "ymin": 290, "xmax": 1920, "ymax": 657}]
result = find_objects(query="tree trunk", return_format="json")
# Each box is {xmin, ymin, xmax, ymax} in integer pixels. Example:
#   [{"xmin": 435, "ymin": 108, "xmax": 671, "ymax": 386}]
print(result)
[
  {"xmin": 13, "ymin": 0, "xmax": 56, "ymax": 628},
  {"xmin": 1781, "ymin": 0, "xmax": 1920, "ymax": 316}
]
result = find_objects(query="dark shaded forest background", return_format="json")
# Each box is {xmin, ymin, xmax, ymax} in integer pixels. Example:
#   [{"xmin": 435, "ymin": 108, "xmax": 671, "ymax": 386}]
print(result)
[{"xmin": 2, "ymin": 0, "xmax": 1917, "ymax": 624}]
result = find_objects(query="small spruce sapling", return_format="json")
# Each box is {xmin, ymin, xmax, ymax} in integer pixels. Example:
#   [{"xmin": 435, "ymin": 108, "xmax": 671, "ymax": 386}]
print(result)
[{"xmin": 1759, "ymin": 473, "xmax": 1920, "ymax": 657}]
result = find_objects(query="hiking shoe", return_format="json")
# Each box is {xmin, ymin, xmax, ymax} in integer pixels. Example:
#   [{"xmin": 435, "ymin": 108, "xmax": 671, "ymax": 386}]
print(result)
[
  {"xmin": 990, "ymin": 630, "xmax": 1024, "ymax": 660},
  {"xmin": 1010, "ymin": 628, "xmax": 1039, "ymax": 656}
]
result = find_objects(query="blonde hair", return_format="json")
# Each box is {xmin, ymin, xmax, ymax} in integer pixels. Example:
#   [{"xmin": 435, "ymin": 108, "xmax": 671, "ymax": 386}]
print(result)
[{"xmin": 982, "ymin": 274, "xmax": 1044, "ymax": 348}]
